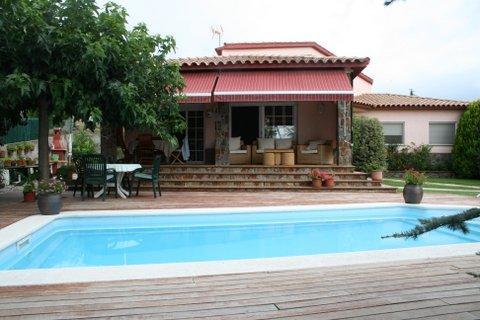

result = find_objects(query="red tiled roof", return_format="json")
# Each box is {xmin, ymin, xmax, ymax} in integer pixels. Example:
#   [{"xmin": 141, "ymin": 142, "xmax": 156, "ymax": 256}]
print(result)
[
  {"xmin": 214, "ymin": 41, "xmax": 373, "ymax": 84},
  {"xmin": 215, "ymin": 41, "xmax": 335, "ymax": 56},
  {"xmin": 175, "ymin": 55, "xmax": 370, "ymax": 68},
  {"xmin": 354, "ymin": 93, "xmax": 469, "ymax": 110},
  {"xmin": 214, "ymin": 70, "xmax": 353, "ymax": 103}
]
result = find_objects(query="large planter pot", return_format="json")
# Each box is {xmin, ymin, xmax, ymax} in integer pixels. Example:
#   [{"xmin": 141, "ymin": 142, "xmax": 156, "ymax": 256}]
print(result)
[
  {"xmin": 23, "ymin": 192, "xmax": 36, "ymax": 202},
  {"xmin": 403, "ymin": 184, "xmax": 424, "ymax": 204},
  {"xmin": 371, "ymin": 171, "xmax": 383, "ymax": 181},
  {"xmin": 37, "ymin": 193, "xmax": 62, "ymax": 215},
  {"xmin": 323, "ymin": 178, "xmax": 335, "ymax": 188},
  {"xmin": 312, "ymin": 178, "xmax": 323, "ymax": 189}
]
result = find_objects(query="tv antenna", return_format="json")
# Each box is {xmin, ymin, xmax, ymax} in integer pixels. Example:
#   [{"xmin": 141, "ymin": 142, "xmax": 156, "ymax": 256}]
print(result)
[{"xmin": 211, "ymin": 25, "xmax": 223, "ymax": 46}]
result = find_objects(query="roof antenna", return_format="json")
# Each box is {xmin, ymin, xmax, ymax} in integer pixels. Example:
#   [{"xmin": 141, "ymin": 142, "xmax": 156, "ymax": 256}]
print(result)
[
  {"xmin": 211, "ymin": 25, "xmax": 223, "ymax": 47},
  {"xmin": 409, "ymin": 89, "xmax": 415, "ymax": 96}
]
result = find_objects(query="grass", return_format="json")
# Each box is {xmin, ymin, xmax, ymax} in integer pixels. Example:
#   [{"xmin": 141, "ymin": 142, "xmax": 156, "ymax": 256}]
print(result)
[{"xmin": 383, "ymin": 177, "xmax": 480, "ymax": 197}]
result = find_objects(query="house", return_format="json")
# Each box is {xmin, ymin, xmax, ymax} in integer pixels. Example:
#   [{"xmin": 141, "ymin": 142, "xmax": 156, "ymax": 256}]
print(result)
[
  {"xmin": 353, "ymin": 93, "xmax": 469, "ymax": 163},
  {"xmin": 174, "ymin": 41, "xmax": 372, "ymax": 166}
]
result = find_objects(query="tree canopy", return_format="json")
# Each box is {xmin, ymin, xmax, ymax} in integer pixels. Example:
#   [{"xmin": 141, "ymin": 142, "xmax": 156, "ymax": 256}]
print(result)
[{"xmin": 0, "ymin": 0, "xmax": 186, "ymax": 177}]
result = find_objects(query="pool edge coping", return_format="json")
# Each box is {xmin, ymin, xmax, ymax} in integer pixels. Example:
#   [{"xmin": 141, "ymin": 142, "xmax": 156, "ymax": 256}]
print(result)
[{"xmin": 0, "ymin": 202, "xmax": 478, "ymax": 286}]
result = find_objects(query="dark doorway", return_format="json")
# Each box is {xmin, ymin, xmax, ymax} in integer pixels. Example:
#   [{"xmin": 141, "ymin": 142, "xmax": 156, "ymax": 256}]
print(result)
[{"xmin": 231, "ymin": 106, "xmax": 259, "ymax": 145}]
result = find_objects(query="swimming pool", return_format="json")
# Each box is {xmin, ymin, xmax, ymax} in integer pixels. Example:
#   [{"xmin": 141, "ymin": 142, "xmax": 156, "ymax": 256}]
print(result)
[{"xmin": 0, "ymin": 204, "xmax": 479, "ymax": 271}]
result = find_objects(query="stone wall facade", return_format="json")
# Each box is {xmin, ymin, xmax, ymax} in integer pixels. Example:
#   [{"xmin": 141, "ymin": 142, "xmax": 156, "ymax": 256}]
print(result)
[
  {"xmin": 337, "ymin": 101, "xmax": 352, "ymax": 166},
  {"xmin": 214, "ymin": 103, "xmax": 230, "ymax": 165}
]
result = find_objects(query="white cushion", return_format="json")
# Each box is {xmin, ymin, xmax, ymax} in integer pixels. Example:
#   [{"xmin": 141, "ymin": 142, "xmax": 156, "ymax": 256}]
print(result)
[
  {"xmin": 256, "ymin": 149, "xmax": 264, "ymax": 154},
  {"xmin": 276, "ymin": 138, "xmax": 292, "ymax": 150},
  {"xmin": 307, "ymin": 140, "xmax": 326, "ymax": 150},
  {"xmin": 230, "ymin": 149, "xmax": 247, "ymax": 154},
  {"xmin": 257, "ymin": 138, "xmax": 274, "ymax": 150},
  {"xmin": 229, "ymin": 137, "xmax": 242, "ymax": 151},
  {"xmin": 301, "ymin": 149, "xmax": 318, "ymax": 154}
]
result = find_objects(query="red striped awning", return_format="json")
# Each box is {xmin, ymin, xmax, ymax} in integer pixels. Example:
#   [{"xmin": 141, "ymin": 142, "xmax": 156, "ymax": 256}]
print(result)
[
  {"xmin": 213, "ymin": 70, "xmax": 353, "ymax": 102},
  {"xmin": 180, "ymin": 72, "xmax": 217, "ymax": 103}
]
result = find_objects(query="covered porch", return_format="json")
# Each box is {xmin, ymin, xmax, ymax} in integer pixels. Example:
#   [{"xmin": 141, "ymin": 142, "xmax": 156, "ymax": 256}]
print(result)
[{"xmin": 179, "ymin": 66, "xmax": 358, "ymax": 167}]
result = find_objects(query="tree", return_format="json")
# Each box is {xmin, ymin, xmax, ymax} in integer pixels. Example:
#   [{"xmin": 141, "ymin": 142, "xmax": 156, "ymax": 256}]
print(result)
[
  {"xmin": 452, "ymin": 100, "xmax": 480, "ymax": 178},
  {"xmin": 352, "ymin": 116, "xmax": 387, "ymax": 172},
  {"xmin": 0, "ymin": 0, "xmax": 185, "ymax": 179}
]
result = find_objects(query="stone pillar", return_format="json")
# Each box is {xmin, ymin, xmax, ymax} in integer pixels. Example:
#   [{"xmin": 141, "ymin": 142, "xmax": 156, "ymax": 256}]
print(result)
[
  {"xmin": 214, "ymin": 103, "xmax": 229, "ymax": 165},
  {"xmin": 337, "ymin": 101, "xmax": 352, "ymax": 165}
]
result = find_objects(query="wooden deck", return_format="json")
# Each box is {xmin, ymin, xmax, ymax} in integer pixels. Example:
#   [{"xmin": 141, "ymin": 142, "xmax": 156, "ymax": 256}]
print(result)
[
  {"xmin": 0, "ymin": 255, "xmax": 479, "ymax": 319},
  {"xmin": 1, "ymin": 189, "xmax": 479, "ymax": 318}
]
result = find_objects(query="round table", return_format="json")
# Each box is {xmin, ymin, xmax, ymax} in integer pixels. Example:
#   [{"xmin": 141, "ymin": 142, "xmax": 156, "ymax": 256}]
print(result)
[{"xmin": 94, "ymin": 163, "xmax": 142, "ymax": 199}]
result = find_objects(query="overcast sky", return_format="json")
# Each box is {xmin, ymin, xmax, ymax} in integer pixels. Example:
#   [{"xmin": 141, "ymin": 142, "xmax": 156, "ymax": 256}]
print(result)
[{"xmin": 97, "ymin": 0, "xmax": 480, "ymax": 101}]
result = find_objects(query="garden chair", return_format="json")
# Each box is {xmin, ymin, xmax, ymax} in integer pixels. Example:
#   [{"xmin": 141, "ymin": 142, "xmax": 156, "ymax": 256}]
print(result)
[
  {"xmin": 82, "ymin": 154, "xmax": 117, "ymax": 201},
  {"xmin": 130, "ymin": 155, "xmax": 162, "ymax": 198},
  {"xmin": 72, "ymin": 155, "xmax": 85, "ymax": 197}
]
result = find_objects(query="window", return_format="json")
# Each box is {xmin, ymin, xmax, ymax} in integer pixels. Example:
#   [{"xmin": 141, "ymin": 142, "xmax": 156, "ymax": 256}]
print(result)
[
  {"xmin": 264, "ymin": 105, "xmax": 295, "ymax": 139},
  {"xmin": 381, "ymin": 122, "xmax": 404, "ymax": 144},
  {"xmin": 429, "ymin": 122, "xmax": 456, "ymax": 145}
]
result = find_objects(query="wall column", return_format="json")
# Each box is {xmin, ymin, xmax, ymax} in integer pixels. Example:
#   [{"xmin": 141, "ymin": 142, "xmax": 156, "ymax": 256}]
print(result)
[
  {"xmin": 337, "ymin": 101, "xmax": 352, "ymax": 165},
  {"xmin": 214, "ymin": 103, "xmax": 229, "ymax": 165}
]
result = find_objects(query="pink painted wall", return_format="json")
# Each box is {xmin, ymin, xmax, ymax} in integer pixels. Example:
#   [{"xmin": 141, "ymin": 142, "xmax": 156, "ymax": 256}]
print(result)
[
  {"xmin": 356, "ymin": 108, "xmax": 463, "ymax": 153},
  {"xmin": 353, "ymin": 77, "xmax": 372, "ymax": 95},
  {"xmin": 297, "ymin": 102, "xmax": 337, "ymax": 144}
]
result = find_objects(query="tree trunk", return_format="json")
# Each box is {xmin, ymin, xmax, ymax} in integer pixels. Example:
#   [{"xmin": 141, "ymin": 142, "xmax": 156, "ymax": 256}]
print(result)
[
  {"xmin": 100, "ymin": 123, "xmax": 117, "ymax": 162},
  {"xmin": 38, "ymin": 99, "xmax": 50, "ymax": 180}
]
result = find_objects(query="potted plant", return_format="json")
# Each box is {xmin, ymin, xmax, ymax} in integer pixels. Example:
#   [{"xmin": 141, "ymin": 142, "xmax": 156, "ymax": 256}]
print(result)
[
  {"xmin": 6, "ymin": 144, "xmax": 16, "ymax": 157},
  {"xmin": 24, "ymin": 142, "xmax": 35, "ymax": 154},
  {"xmin": 25, "ymin": 157, "xmax": 35, "ymax": 166},
  {"xmin": 309, "ymin": 169, "xmax": 324, "ymax": 189},
  {"xmin": 309, "ymin": 169, "xmax": 335, "ymax": 188},
  {"xmin": 15, "ymin": 142, "xmax": 25, "ymax": 155},
  {"xmin": 323, "ymin": 173, "xmax": 335, "ymax": 188},
  {"xmin": 16, "ymin": 156, "xmax": 26, "ymax": 167},
  {"xmin": 51, "ymin": 153, "xmax": 60, "ymax": 161},
  {"xmin": 3, "ymin": 157, "xmax": 12, "ymax": 167},
  {"xmin": 367, "ymin": 163, "xmax": 384, "ymax": 181},
  {"xmin": 23, "ymin": 180, "xmax": 36, "ymax": 202},
  {"xmin": 37, "ymin": 178, "xmax": 65, "ymax": 215},
  {"xmin": 403, "ymin": 169, "xmax": 426, "ymax": 204}
]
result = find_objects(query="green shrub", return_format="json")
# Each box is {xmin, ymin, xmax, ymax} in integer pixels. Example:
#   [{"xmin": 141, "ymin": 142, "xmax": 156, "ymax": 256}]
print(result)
[
  {"xmin": 452, "ymin": 100, "xmax": 480, "ymax": 178},
  {"xmin": 404, "ymin": 169, "xmax": 426, "ymax": 185},
  {"xmin": 72, "ymin": 129, "xmax": 96, "ymax": 154},
  {"xmin": 352, "ymin": 116, "xmax": 386, "ymax": 172},
  {"xmin": 386, "ymin": 143, "xmax": 432, "ymax": 171}
]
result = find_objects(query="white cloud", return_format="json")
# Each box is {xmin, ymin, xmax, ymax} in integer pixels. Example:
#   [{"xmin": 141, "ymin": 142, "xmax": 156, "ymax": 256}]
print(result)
[{"xmin": 96, "ymin": 0, "xmax": 480, "ymax": 101}]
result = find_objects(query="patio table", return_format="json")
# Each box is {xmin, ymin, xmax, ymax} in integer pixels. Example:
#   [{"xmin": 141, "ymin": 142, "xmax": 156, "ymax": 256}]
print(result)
[{"xmin": 94, "ymin": 163, "xmax": 142, "ymax": 199}]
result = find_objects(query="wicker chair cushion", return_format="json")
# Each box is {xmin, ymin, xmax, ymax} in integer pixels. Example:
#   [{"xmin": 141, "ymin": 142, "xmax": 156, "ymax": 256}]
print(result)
[{"xmin": 229, "ymin": 137, "xmax": 242, "ymax": 151}]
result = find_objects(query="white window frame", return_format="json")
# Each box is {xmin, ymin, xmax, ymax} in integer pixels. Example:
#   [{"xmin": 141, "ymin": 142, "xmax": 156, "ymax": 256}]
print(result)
[
  {"xmin": 229, "ymin": 103, "xmax": 297, "ymax": 139},
  {"xmin": 428, "ymin": 121, "xmax": 456, "ymax": 146},
  {"xmin": 381, "ymin": 121, "xmax": 405, "ymax": 145}
]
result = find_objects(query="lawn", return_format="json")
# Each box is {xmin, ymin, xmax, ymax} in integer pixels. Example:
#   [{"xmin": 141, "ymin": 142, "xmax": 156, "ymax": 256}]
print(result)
[{"xmin": 383, "ymin": 177, "xmax": 480, "ymax": 197}]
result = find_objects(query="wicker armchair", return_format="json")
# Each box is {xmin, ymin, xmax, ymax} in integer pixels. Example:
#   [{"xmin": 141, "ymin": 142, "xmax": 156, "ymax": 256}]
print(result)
[
  {"xmin": 297, "ymin": 141, "xmax": 335, "ymax": 165},
  {"xmin": 229, "ymin": 142, "xmax": 252, "ymax": 165}
]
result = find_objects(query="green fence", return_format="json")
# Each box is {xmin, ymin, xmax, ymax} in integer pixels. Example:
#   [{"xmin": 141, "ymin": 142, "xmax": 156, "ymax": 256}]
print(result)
[{"xmin": 3, "ymin": 118, "xmax": 39, "ymax": 143}]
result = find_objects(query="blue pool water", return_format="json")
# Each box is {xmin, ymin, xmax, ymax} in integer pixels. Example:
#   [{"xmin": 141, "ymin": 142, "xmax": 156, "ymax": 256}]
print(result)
[{"xmin": 0, "ymin": 206, "xmax": 479, "ymax": 270}]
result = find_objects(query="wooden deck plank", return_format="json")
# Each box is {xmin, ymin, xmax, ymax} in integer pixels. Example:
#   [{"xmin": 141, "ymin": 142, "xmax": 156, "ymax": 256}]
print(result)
[{"xmin": 0, "ymin": 256, "xmax": 478, "ymax": 319}]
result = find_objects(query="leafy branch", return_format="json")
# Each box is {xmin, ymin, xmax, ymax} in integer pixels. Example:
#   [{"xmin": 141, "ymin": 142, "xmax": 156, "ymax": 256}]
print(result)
[{"xmin": 382, "ymin": 208, "xmax": 480, "ymax": 240}]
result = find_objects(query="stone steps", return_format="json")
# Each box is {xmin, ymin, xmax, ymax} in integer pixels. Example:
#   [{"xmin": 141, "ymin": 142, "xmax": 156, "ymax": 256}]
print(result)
[
  {"xmin": 160, "ymin": 179, "xmax": 382, "ymax": 188},
  {"xmin": 156, "ymin": 185, "xmax": 396, "ymax": 193},
  {"xmin": 152, "ymin": 165, "xmax": 396, "ymax": 192}
]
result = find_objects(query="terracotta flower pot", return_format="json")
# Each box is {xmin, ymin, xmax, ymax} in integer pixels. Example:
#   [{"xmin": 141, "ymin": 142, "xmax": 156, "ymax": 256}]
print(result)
[
  {"xmin": 323, "ymin": 178, "xmax": 335, "ymax": 188},
  {"xmin": 37, "ymin": 193, "xmax": 62, "ymax": 215},
  {"xmin": 312, "ymin": 178, "xmax": 323, "ymax": 189},
  {"xmin": 23, "ymin": 192, "xmax": 36, "ymax": 202},
  {"xmin": 403, "ymin": 184, "xmax": 424, "ymax": 204},
  {"xmin": 371, "ymin": 171, "xmax": 383, "ymax": 181}
]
